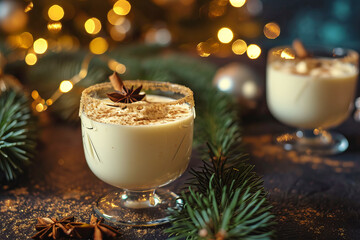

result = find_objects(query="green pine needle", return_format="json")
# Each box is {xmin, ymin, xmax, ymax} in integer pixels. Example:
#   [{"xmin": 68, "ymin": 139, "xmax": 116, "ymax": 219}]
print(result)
[
  {"xmin": 167, "ymin": 176, "xmax": 274, "ymax": 240},
  {"xmin": 0, "ymin": 89, "xmax": 37, "ymax": 181}
]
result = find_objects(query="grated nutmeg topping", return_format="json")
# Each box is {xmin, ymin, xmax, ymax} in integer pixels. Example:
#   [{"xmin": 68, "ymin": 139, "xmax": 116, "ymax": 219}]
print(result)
[
  {"xmin": 80, "ymin": 81, "xmax": 194, "ymax": 126},
  {"xmin": 271, "ymin": 59, "xmax": 358, "ymax": 78}
]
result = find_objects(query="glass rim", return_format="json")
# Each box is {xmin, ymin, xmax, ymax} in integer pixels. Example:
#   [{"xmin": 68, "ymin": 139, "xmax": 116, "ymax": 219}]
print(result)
[
  {"xmin": 268, "ymin": 45, "xmax": 359, "ymax": 62},
  {"xmin": 80, "ymin": 80, "xmax": 194, "ymax": 116}
]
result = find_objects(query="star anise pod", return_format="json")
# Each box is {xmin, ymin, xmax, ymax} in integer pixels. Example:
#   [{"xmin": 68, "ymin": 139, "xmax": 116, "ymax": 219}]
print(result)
[
  {"xmin": 107, "ymin": 72, "xmax": 145, "ymax": 103},
  {"xmin": 31, "ymin": 216, "xmax": 81, "ymax": 240},
  {"xmin": 70, "ymin": 215, "xmax": 120, "ymax": 240}
]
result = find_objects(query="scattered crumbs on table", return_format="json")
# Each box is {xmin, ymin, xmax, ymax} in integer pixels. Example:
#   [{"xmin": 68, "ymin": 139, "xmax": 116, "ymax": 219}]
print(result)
[
  {"xmin": 244, "ymin": 134, "xmax": 356, "ymax": 172},
  {"xmin": 338, "ymin": 228, "xmax": 345, "ymax": 237}
]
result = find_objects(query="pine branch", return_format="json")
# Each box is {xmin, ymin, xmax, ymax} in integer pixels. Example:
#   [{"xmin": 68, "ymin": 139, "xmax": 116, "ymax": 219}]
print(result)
[
  {"xmin": 167, "ymin": 176, "xmax": 274, "ymax": 240},
  {"xmin": 188, "ymin": 145, "xmax": 264, "ymax": 198},
  {"xmin": 0, "ymin": 89, "xmax": 37, "ymax": 181}
]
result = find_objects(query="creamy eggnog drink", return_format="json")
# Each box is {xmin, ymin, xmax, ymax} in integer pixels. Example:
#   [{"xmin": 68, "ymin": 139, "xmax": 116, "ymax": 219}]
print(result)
[
  {"xmin": 267, "ymin": 57, "xmax": 358, "ymax": 129},
  {"xmin": 81, "ymin": 93, "xmax": 193, "ymax": 190},
  {"xmin": 80, "ymin": 75, "xmax": 195, "ymax": 225},
  {"xmin": 267, "ymin": 44, "xmax": 358, "ymax": 155}
]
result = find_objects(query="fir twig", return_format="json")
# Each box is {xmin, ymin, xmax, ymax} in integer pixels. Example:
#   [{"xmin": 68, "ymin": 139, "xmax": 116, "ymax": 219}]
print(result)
[
  {"xmin": 0, "ymin": 90, "xmax": 37, "ymax": 181},
  {"xmin": 167, "ymin": 176, "xmax": 274, "ymax": 240}
]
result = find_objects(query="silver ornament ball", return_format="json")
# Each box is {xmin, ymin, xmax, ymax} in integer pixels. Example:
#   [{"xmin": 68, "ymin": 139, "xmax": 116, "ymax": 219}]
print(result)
[{"xmin": 213, "ymin": 62, "xmax": 263, "ymax": 110}]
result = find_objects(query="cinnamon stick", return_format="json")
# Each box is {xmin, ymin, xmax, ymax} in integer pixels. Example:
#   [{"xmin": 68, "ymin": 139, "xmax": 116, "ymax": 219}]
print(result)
[
  {"xmin": 109, "ymin": 72, "xmax": 124, "ymax": 92},
  {"xmin": 292, "ymin": 39, "xmax": 308, "ymax": 58}
]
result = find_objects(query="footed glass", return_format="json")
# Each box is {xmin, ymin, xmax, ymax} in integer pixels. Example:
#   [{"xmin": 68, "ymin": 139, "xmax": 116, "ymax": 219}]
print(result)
[
  {"xmin": 80, "ymin": 81, "xmax": 195, "ymax": 226},
  {"xmin": 267, "ymin": 46, "xmax": 358, "ymax": 155}
]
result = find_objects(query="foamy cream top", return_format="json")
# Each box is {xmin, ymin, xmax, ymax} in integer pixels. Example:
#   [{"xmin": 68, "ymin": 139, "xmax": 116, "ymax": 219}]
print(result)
[
  {"xmin": 270, "ymin": 58, "xmax": 358, "ymax": 78},
  {"xmin": 80, "ymin": 81, "xmax": 194, "ymax": 126}
]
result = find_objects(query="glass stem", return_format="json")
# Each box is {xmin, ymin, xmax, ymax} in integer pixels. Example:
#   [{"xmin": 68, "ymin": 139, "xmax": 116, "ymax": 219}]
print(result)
[
  {"xmin": 300, "ymin": 129, "xmax": 316, "ymax": 138},
  {"xmin": 121, "ymin": 189, "xmax": 158, "ymax": 208}
]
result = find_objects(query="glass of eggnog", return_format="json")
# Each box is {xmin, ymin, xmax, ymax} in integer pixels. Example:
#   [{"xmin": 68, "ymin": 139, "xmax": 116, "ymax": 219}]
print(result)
[
  {"xmin": 79, "ymin": 74, "xmax": 195, "ymax": 226},
  {"xmin": 267, "ymin": 44, "xmax": 358, "ymax": 155}
]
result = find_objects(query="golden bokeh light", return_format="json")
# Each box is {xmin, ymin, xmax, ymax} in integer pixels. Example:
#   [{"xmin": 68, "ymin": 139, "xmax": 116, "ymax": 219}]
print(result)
[
  {"xmin": 25, "ymin": 2, "xmax": 34, "ymax": 13},
  {"xmin": 229, "ymin": 0, "xmax": 246, "ymax": 8},
  {"xmin": 264, "ymin": 22, "xmax": 280, "ymax": 39},
  {"xmin": 107, "ymin": 9, "xmax": 126, "ymax": 25},
  {"xmin": 79, "ymin": 69, "xmax": 88, "ymax": 79},
  {"xmin": 25, "ymin": 53, "xmax": 37, "ymax": 65},
  {"xmin": 19, "ymin": 32, "xmax": 33, "ymax": 48},
  {"xmin": 84, "ymin": 18, "xmax": 102, "ymax": 34},
  {"xmin": 46, "ymin": 99, "xmax": 53, "ymax": 106},
  {"xmin": 31, "ymin": 90, "xmax": 39, "ymax": 100},
  {"xmin": 280, "ymin": 48, "xmax": 295, "ymax": 59},
  {"xmin": 116, "ymin": 64, "xmax": 126, "ymax": 74},
  {"xmin": 47, "ymin": 22, "xmax": 62, "ymax": 32},
  {"xmin": 199, "ymin": 52, "xmax": 210, "ymax": 57},
  {"xmin": 33, "ymin": 38, "xmax": 48, "ymax": 54},
  {"xmin": 36, "ymin": 103, "xmax": 45, "ymax": 112},
  {"xmin": 89, "ymin": 37, "xmax": 108, "ymax": 55},
  {"xmin": 59, "ymin": 80, "xmax": 73, "ymax": 93},
  {"xmin": 196, "ymin": 42, "xmax": 211, "ymax": 57},
  {"xmin": 197, "ymin": 39, "xmax": 220, "ymax": 57},
  {"xmin": 247, "ymin": 44, "xmax": 261, "ymax": 59},
  {"xmin": 48, "ymin": 5, "xmax": 64, "ymax": 21},
  {"xmin": 110, "ymin": 26, "xmax": 126, "ymax": 41},
  {"xmin": 232, "ymin": 39, "xmax": 247, "ymax": 55},
  {"xmin": 217, "ymin": 27, "xmax": 234, "ymax": 44},
  {"xmin": 313, "ymin": 128, "xmax": 320, "ymax": 135},
  {"xmin": 108, "ymin": 60, "xmax": 118, "ymax": 71},
  {"xmin": 113, "ymin": 0, "xmax": 131, "ymax": 16},
  {"xmin": 108, "ymin": 60, "xmax": 126, "ymax": 74}
]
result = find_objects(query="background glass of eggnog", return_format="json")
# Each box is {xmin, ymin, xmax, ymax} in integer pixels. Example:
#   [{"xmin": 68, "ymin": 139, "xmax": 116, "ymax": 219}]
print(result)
[
  {"xmin": 80, "ymin": 81, "xmax": 195, "ymax": 226},
  {"xmin": 267, "ymin": 46, "xmax": 358, "ymax": 155}
]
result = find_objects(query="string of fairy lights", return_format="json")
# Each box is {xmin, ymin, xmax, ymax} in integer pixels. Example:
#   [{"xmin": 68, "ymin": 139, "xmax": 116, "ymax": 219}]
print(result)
[
  {"xmin": 31, "ymin": 54, "xmax": 92, "ymax": 112},
  {"xmin": 30, "ymin": 54, "xmax": 127, "ymax": 113},
  {"xmin": 2, "ymin": 0, "xmax": 281, "ymax": 113}
]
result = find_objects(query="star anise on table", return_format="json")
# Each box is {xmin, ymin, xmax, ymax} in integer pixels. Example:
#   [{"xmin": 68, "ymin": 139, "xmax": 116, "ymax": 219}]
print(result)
[
  {"xmin": 70, "ymin": 215, "xmax": 120, "ymax": 240},
  {"xmin": 31, "ymin": 216, "xmax": 81, "ymax": 240},
  {"xmin": 107, "ymin": 72, "xmax": 145, "ymax": 104}
]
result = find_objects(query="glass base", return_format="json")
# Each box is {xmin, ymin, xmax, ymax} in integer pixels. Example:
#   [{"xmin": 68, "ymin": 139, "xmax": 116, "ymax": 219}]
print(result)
[
  {"xmin": 275, "ymin": 129, "xmax": 348, "ymax": 155},
  {"xmin": 94, "ymin": 188, "xmax": 182, "ymax": 226}
]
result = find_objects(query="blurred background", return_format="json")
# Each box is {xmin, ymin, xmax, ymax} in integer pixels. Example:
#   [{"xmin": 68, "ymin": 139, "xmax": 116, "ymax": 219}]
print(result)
[
  {"xmin": 0, "ymin": 0, "xmax": 359, "ymax": 119},
  {"xmin": 1, "ymin": 0, "xmax": 359, "ymax": 59}
]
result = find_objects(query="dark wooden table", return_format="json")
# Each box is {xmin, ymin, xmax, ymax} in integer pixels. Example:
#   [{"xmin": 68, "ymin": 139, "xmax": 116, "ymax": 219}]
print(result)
[
  {"xmin": 244, "ymin": 116, "xmax": 360, "ymax": 240},
  {"xmin": 1, "ymin": 115, "xmax": 360, "ymax": 239}
]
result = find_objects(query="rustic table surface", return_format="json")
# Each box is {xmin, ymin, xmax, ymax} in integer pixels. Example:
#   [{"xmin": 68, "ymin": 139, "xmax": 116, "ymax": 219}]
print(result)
[{"xmin": 1, "ymin": 115, "xmax": 360, "ymax": 239}]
